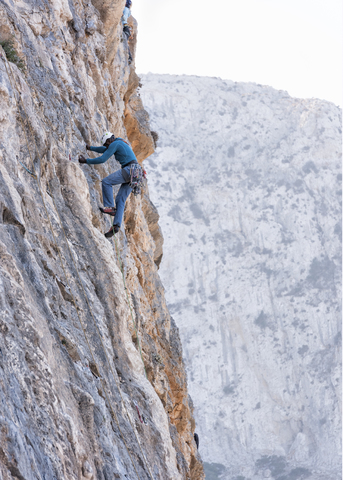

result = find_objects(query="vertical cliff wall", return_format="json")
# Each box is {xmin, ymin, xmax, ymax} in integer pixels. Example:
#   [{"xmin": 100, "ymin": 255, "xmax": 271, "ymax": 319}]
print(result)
[
  {"xmin": 140, "ymin": 73, "xmax": 342, "ymax": 480},
  {"xmin": 0, "ymin": 3, "xmax": 203, "ymax": 479}
]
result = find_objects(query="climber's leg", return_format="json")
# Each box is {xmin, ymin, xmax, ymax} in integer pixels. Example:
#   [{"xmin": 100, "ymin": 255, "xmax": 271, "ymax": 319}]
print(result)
[
  {"xmin": 104, "ymin": 184, "xmax": 132, "ymax": 239},
  {"xmin": 113, "ymin": 183, "xmax": 132, "ymax": 227},
  {"xmin": 101, "ymin": 170, "xmax": 126, "ymax": 208}
]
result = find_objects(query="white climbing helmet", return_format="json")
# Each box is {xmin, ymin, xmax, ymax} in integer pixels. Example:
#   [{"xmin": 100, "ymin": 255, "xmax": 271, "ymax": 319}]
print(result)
[{"xmin": 101, "ymin": 132, "xmax": 114, "ymax": 145}]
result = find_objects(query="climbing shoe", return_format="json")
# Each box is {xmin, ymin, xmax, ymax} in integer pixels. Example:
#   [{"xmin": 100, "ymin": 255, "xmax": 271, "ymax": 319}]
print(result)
[
  {"xmin": 99, "ymin": 206, "xmax": 116, "ymax": 216},
  {"xmin": 104, "ymin": 224, "xmax": 120, "ymax": 238},
  {"xmin": 123, "ymin": 25, "xmax": 131, "ymax": 38}
]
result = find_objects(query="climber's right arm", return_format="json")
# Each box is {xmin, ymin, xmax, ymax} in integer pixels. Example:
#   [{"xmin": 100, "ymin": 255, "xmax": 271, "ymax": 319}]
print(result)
[
  {"xmin": 87, "ymin": 146, "xmax": 107, "ymax": 153},
  {"xmin": 86, "ymin": 142, "xmax": 118, "ymax": 165}
]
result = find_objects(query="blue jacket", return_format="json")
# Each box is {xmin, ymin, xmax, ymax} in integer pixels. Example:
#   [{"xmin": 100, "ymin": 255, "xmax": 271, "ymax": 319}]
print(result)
[{"xmin": 86, "ymin": 138, "xmax": 137, "ymax": 167}]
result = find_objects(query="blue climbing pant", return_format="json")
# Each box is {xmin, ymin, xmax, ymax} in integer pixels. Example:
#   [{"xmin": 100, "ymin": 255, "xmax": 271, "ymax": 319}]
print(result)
[
  {"xmin": 122, "ymin": 6, "xmax": 131, "ymax": 24},
  {"xmin": 102, "ymin": 166, "xmax": 132, "ymax": 227}
]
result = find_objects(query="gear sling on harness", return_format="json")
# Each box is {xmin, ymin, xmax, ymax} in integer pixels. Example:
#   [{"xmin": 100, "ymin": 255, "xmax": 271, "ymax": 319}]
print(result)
[{"xmin": 129, "ymin": 163, "xmax": 146, "ymax": 196}]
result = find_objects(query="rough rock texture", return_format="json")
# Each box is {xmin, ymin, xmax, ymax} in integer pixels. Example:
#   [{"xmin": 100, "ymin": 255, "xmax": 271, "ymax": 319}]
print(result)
[
  {"xmin": 0, "ymin": 4, "xmax": 203, "ymax": 480},
  {"xmin": 140, "ymin": 74, "xmax": 342, "ymax": 480}
]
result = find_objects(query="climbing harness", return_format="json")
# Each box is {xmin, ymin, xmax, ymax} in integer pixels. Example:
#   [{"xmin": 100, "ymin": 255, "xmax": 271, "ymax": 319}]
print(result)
[
  {"xmin": 129, "ymin": 164, "xmax": 146, "ymax": 196},
  {"xmin": 109, "ymin": 138, "xmax": 146, "ymax": 196},
  {"xmin": 1, "ymin": 51, "xmax": 154, "ymax": 480}
]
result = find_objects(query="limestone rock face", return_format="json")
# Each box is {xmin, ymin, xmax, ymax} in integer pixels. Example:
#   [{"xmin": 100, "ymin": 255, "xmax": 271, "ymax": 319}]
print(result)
[
  {"xmin": 0, "ymin": 4, "xmax": 203, "ymax": 480},
  {"xmin": 140, "ymin": 73, "xmax": 342, "ymax": 480}
]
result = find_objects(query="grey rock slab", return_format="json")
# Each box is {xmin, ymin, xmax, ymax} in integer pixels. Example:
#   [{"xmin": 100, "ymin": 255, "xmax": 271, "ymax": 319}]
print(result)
[{"xmin": 0, "ymin": 2, "xmax": 203, "ymax": 479}]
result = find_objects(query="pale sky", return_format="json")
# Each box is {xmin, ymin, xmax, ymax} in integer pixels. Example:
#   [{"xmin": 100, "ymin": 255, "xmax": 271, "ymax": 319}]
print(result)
[{"xmin": 133, "ymin": 0, "xmax": 342, "ymax": 107}]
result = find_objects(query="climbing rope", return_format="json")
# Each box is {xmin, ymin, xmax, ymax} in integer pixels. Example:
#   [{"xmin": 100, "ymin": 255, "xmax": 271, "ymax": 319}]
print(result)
[
  {"xmin": 113, "ymin": 230, "xmax": 148, "ymax": 378},
  {"xmin": 1, "ymin": 50, "xmax": 154, "ymax": 480},
  {"xmin": 47, "ymin": 188, "xmax": 153, "ymax": 480}
]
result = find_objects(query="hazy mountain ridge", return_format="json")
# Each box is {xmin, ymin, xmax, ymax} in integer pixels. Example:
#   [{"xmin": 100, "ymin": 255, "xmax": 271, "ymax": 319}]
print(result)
[{"xmin": 140, "ymin": 73, "xmax": 342, "ymax": 480}]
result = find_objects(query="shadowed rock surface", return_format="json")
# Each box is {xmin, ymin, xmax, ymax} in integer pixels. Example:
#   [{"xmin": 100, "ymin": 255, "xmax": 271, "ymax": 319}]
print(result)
[
  {"xmin": 140, "ymin": 73, "xmax": 342, "ymax": 480},
  {"xmin": 0, "ymin": 3, "xmax": 203, "ymax": 480}
]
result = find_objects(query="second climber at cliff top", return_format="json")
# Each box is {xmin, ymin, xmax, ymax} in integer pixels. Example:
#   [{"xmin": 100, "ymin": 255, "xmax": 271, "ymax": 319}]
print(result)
[
  {"xmin": 78, "ymin": 132, "xmax": 145, "ymax": 238},
  {"xmin": 122, "ymin": 0, "xmax": 133, "ymax": 63},
  {"xmin": 122, "ymin": 0, "xmax": 132, "ymax": 38}
]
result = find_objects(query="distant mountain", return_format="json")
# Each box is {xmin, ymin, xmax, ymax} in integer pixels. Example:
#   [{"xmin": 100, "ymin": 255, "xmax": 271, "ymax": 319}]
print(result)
[{"xmin": 140, "ymin": 73, "xmax": 342, "ymax": 480}]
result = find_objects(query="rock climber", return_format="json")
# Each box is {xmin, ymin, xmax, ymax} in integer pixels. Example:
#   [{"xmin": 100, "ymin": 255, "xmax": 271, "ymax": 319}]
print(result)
[
  {"xmin": 122, "ymin": 0, "xmax": 132, "ymax": 37},
  {"xmin": 194, "ymin": 433, "xmax": 199, "ymax": 450},
  {"xmin": 122, "ymin": 0, "xmax": 133, "ymax": 63},
  {"xmin": 78, "ymin": 132, "xmax": 139, "ymax": 238}
]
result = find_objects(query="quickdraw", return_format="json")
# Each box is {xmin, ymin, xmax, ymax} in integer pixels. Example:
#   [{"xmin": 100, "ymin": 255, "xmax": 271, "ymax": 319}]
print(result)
[
  {"xmin": 134, "ymin": 402, "xmax": 148, "ymax": 425},
  {"xmin": 19, "ymin": 161, "xmax": 37, "ymax": 178}
]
